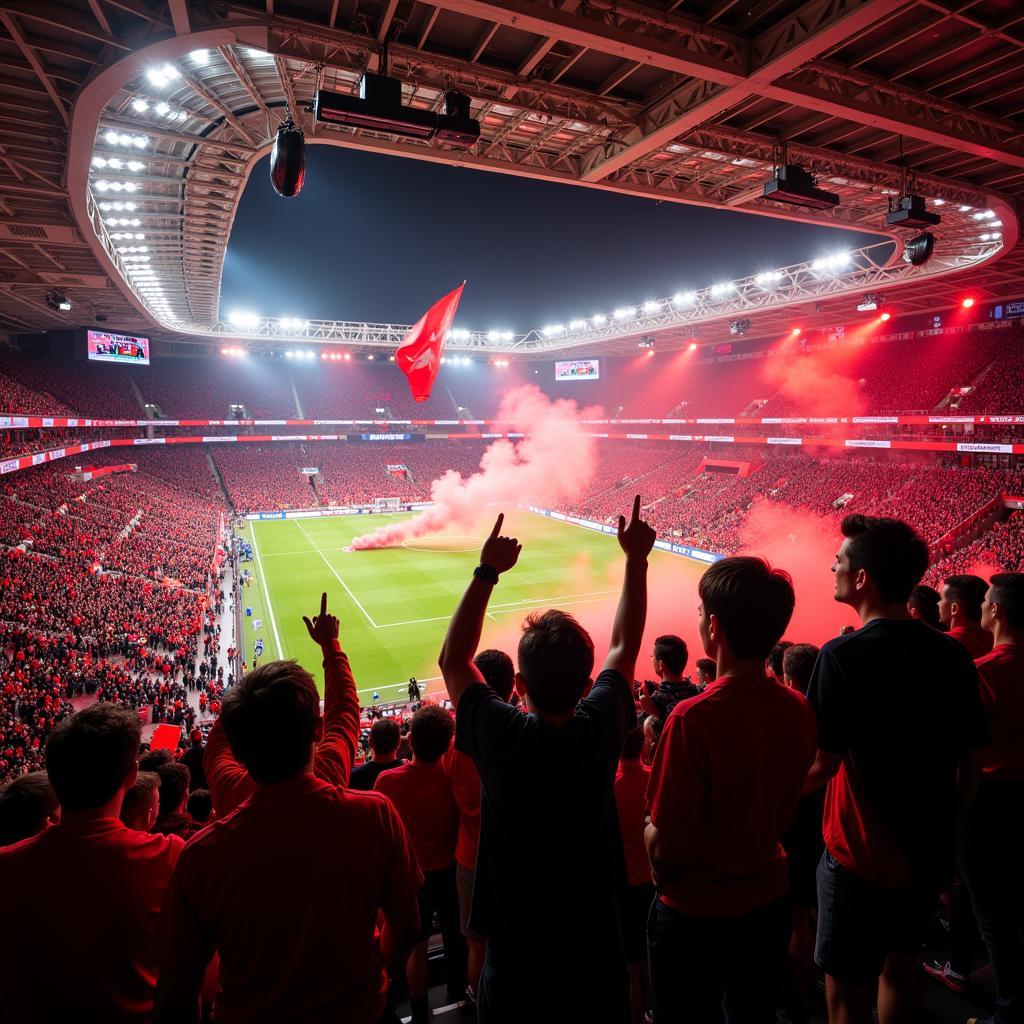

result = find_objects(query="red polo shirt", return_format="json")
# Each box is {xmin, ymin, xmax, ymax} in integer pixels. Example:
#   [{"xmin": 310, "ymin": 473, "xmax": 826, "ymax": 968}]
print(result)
[
  {"xmin": 204, "ymin": 641, "xmax": 360, "ymax": 815},
  {"xmin": 647, "ymin": 675, "xmax": 817, "ymax": 917},
  {"xmin": 157, "ymin": 775, "xmax": 422, "ymax": 1023},
  {"xmin": 949, "ymin": 624, "xmax": 994, "ymax": 660},
  {"xmin": 375, "ymin": 760, "xmax": 458, "ymax": 873},
  {"xmin": 615, "ymin": 760, "xmax": 652, "ymax": 887},
  {"xmin": 446, "ymin": 748, "xmax": 481, "ymax": 870},
  {"xmin": 975, "ymin": 643, "xmax": 1024, "ymax": 780},
  {"xmin": 0, "ymin": 817, "xmax": 182, "ymax": 1023}
]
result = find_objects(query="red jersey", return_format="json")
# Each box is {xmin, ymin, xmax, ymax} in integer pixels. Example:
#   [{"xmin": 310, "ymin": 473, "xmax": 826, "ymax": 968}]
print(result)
[
  {"xmin": 0, "ymin": 817, "xmax": 182, "ymax": 1023},
  {"xmin": 949, "ymin": 624, "xmax": 994, "ymax": 660},
  {"xmin": 614, "ymin": 760, "xmax": 652, "ymax": 887},
  {"xmin": 648, "ymin": 675, "xmax": 817, "ymax": 917},
  {"xmin": 975, "ymin": 642, "xmax": 1024, "ymax": 780},
  {"xmin": 204, "ymin": 641, "xmax": 360, "ymax": 816},
  {"xmin": 375, "ymin": 760, "xmax": 458, "ymax": 872},
  {"xmin": 157, "ymin": 775, "xmax": 421, "ymax": 1023},
  {"xmin": 446, "ymin": 748, "xmax": 481, "ymax": 870}
]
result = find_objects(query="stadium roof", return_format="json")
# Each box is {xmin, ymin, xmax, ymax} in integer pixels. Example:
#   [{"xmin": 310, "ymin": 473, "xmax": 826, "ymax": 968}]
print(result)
[{"xmin": 0, "ymin": 0, "xmax": 1021, "ymax": 352}]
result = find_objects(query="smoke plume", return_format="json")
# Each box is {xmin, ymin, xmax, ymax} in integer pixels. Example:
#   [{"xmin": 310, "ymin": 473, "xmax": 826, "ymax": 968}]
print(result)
[
  {"xmin": 762, "ymin": 346, "xmax": 868, "ymax": 418},
  {"xmin": 349, "ymin": 385, "xmax": 600, "ymax": 550}
]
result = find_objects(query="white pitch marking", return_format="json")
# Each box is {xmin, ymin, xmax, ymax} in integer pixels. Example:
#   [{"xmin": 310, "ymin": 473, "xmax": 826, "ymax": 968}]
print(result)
[
  {"xmin": 293, "ymin": 519, "xmax": 380, "ymax": 628},
  {"xmin": 249, "ymin": 521, "xmax": 284, "ymax": 659},
  {"xmin": 376, "ymin": 589, "xmax": 620, "ymax": 628}
]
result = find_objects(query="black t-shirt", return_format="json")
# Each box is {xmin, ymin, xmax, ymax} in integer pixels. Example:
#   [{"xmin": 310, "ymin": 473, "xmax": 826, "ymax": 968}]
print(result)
[
  {"xmin": 806, "ymin": 617, "xmax": 989, "ymax": 890},
  {"xmin": 455, "ymin": 669, "xmax": 636, "ymax": 960},
  {"xmin": 649, "ymin": 678, "xmax": 700, "ymax": 718},
  {"xmin": 348, "ymin": 757, "xmax": 405, "ymax": 792}
]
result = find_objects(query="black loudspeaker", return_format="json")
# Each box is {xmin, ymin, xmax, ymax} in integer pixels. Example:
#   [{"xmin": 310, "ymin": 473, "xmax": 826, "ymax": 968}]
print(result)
[
  {"xmin": 902, "ymin": 231, "xmax": 935, "ymax": 267},
  {"xmin": 270, "ymin": 116, "xmax": 306, "ymax": 198}
]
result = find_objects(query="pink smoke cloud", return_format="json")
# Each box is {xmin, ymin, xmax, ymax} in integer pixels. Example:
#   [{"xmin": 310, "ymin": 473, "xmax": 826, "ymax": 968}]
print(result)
[
  {"xmin": 349, "ymin": 385, "xmax": 602, "ymax": 550},
  {"xmin": 762, "ymin": 346, "xmax": 868, "ymax": 418}
]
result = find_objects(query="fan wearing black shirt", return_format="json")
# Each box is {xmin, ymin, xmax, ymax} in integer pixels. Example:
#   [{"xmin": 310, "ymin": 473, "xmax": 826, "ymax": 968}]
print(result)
[
  {"xmin": 639, "ymin": 635, "xmax": 699, "ymax": 720},
  {"xmin": 349, "ymin": 719, "xmax": 405, "ymax": 791},
  {"xmin": 804, "ymin": 514, "xmax": 989, "ymax": 1024},
  {"xmin": 438, "ymin": 498, "xmax": 656, "ymax": 1024}
]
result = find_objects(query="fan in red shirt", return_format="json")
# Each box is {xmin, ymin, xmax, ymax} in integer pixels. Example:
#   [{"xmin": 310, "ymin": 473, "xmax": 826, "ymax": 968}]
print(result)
[
  {"xmin": 0, "ymin": 703, "xmax": 183, "ymax": 1024},
  {"xmin": 445, "ymin": 648, "xmax": 516, "ymax": 1003},
  {"xmin": 959, "ymin": 573, "xmax": 1024, "ymax": 1024},
  {"xmin": 376, "ymin": 703, "xmax": 467, "ymax": 1022},
  {"xmin": 155, "ymin": 594, "xmax": 422, "ymax": 1024},
  {"xmin": 646, "ymin": 556, "xmax": 817, "ymax": 1022},
  {"xmin": 615, "ymin": 725, "xmax": 653, "ymax": 1024},
  {"xmin": 940, "ymin": 573, "xmax": 995, "ymax": 659}
]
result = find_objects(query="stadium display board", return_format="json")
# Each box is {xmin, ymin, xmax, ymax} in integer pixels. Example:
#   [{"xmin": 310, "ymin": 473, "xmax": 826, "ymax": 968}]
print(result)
[
  {"xmin": 554, "ymin": 358, "xmax": 600, "ymax": 381},
  {"xmin": 86, "ymin": 330, "xmax": 150, "ymax": 365}
]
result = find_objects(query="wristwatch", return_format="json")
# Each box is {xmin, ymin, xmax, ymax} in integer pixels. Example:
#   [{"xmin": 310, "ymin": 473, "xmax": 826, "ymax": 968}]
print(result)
[{"xmin": 473, "ymin": 564, "xmax": 500, "ymax": 585}]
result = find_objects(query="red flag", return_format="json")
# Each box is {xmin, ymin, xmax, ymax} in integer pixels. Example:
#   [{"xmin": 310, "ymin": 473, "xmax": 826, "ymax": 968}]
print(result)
[{"xmin": 396, "ymin": 283, "xmax": 464, "ymax": 402}]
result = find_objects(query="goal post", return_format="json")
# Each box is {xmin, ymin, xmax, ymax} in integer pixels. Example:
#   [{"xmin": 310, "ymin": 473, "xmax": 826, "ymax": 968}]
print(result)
[{"xmin": 373, "ymin": 497, "xmax": 401, "ymax": 512}]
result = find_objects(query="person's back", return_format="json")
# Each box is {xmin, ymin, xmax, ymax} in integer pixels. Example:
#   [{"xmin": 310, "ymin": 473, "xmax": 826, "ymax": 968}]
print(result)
[
  {"xmin": 162, "ymin": 777, "xmax": 417, "ymax": 1022},
  {"xmin": 0, "ymin": 704, "xmax": 182, "ymax": 1024},
  {"xmin": 350, "ymin": 718, "xmax": 404, "ymax": 792},
  {"xmin": 156, "ymin": 595, "xmax": 421, "ymax": 1024},
  {"xmin": 811, "ymin": 617, "xmax": 981, "ymax": 889},
  {"xmin": 439, "ymin": 501, "xmax": 656, "ymax": 1022}
]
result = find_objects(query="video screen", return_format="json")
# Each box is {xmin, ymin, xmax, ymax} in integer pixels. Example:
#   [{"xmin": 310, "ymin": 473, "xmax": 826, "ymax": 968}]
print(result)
[
  {"xmin": 554, "ymin": 358, "xmax": 600, "ymax": 381},
  {"xmin": 86, "ymin": 330, "xmax": 150, "ymax": 365}
]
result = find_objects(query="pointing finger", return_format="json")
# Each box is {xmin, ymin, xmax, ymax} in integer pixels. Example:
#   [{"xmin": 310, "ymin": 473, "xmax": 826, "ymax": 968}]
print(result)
[
  {"xmin": 631, "ymin": 494, "xmax": 641, "ymax": 523},
  {"xmin": 320, "ymin": 592, "xmax": 327, "ymax": 618},
  {"xmin": 490, "ymin": 513, "xmax": 504, "ymax": 538}
]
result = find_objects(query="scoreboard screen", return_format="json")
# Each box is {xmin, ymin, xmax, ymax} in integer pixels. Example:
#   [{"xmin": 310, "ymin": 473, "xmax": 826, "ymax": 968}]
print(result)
[
  {"xmin": 86, "ymin": 330, "xmax": 150, "ymax": 365},
  {"xmin": 554, "ymin": 358, "xmax": 600, "ymax": 381}
]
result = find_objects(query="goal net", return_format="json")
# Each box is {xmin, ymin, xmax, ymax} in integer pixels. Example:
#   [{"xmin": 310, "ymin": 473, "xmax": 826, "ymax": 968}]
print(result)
[{"xmin": 373, "ymin": 497, "xmax": 402, "ymax": 512}]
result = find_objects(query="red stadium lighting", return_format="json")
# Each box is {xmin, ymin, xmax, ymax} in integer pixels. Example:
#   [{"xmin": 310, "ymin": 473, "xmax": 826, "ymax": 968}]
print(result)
[
  {"xmin": 646, "ymin": 350, "xmax": 655, "ymax": 358},
  {"xmin": 962, "ymin": 297, "xmax": 976, "ymax": 309},
  {"xmin": 343, "ymin": 353, "xmax": 351, "ymax": 362},
  {"xmin": 879, "ymin": 311, "xmax": 891, "ymax": 322},
  {"xmin": 688, "ymin": 342, "xmax": 698, "ymax": 352},
  {"xmin": 791, "ymin": 327, "xmax": 801, "ymax": 336}
]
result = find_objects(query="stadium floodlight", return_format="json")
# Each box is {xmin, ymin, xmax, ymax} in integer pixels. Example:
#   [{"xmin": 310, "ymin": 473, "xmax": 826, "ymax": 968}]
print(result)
[
  {"xmin": 710, "ymin": 282, "xmax": 735, "ymax": 297},
  {"xmin": 131, "ymin": 98, "xmax": 149, "ymax": 112},
  {"xmin": 501, "ymin": 331, "xmax": 513, "ymax": 342},
  {"xmin": 754, "ymin": 271, "xmax": 782, "ymax": 286},
  {"xmin": 190, "ymin": 49, "xmax": 210, "ymax": 66},
  {"xmin": 45, "ymin": 288, "xmax": 71, "ymax": 312},
  {"xmin": 542, "ymin": 324, "xmax": 565, "ymax": 337},
  {"xmin": 902, "ymin": 232, "xmax": 935, "ymax": 267},
  {"xmin": 613, "ymin": 306, "xmax": 635, "ymax": 321},
  {"xmin": 643, "ymin": 300, "xmax": 660, "ymax": 314},
  {"xmin": 591, "ymin": 314, "xmax": 607, "ymax": 325},
  {"xmin": 763, "ymin": 164, "xmax": 839, "ymax": 210},
  {"xmin": 228, "ymin": 310, "xmax": 260, "ymax": 329},
  {"xmin": 962, "ymin": 297, "xmax": 976, "ymax": 309},
  {"xmin": 486, "ymin": 330, "xmax": 500, "ymax": 342},
  {"xmin": 285, "ymin": 350, "xmax": 295, "ymax": 359},
  {"xmin": 812, "ymin": 252, "xmax": 850, "ymax": 274},
  {"xmin": 568, "ymin": 319, "xmax": 587, "ymax": 331},
  {"xmin": 879, "ymin": 311, "xmax": 892, "ymax": 322},
  {"xmin": 154, "ymin": 102, "xmax": 170, "ymax": 115},
  {"xmin": 973, "ymin": 210, "xmax": 996, "ymax": 220},
  {"xmin": 689, "ymin": 342, "xmax": 698, "ymax": 351},
  {"xmin": 673, "ymin": 292, "xmax": 696, "ymax": 307},
  {"xmin": 146, "ymin": 64, "xmax": 180, "ymax": 88}
]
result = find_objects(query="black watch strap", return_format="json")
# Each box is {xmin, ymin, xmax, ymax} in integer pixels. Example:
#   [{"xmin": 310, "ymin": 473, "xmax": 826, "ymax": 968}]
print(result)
[{"xmin": 473, "ymin": 564, "xmax": 500, "ymax": 585}]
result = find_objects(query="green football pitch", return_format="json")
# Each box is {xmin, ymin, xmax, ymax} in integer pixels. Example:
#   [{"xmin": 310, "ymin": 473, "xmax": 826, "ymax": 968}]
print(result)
[{"xmin": 239, "ymin": 509, "xmax": 705, "ymax": 704}]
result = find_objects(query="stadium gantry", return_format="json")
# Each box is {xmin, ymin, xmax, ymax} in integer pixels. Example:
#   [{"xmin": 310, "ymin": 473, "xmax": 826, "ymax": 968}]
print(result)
[{"xmin": 0, "ymin": 0, "xmax": 1022, "ymax": 351}]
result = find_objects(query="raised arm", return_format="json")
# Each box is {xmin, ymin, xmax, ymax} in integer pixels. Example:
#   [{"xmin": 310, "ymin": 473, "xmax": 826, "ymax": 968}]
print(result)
[
  {"xmin": 603, "ymin": 495, "xmax": 656, "ymax": 680},
  {"xmin": 439, "ymin": 513, "xmax": 521, "ymax": 708},
  {"xmin": 203, "ymin": 716, "xmax": 252, "ymax": 817},
  {"xmin": 304, "ymin": 592, "xmax": 360, "ymax": 787}
]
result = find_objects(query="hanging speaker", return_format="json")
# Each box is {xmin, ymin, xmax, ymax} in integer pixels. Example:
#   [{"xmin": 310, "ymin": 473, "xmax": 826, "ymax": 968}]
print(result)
[
  {"xmin": 902, "ymin": 231, "xmax": 935, "ymax": 267},
  {"xmin": 270, "ymin": 115, "xmax": 306, "ymax": 198}
]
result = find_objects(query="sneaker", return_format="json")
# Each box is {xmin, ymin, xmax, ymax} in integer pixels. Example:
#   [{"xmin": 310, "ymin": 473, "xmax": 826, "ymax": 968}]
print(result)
[
  {"xmin": 923, "ymin": 959, "xmax": 968, "ymax": 994},
  {"xmin": 965, "ymin": 1018, "xmax": 996, "ymax": 1024}
]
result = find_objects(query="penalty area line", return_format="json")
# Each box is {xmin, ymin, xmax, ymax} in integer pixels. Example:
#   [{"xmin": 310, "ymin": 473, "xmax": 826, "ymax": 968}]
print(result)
[
  {"xmin": 292, "ymin": 519, "xmax": 380, "ymax": 629},
  {"xmin": 248, "ymin": 522, "xmax": 284, "ymax": 660}
]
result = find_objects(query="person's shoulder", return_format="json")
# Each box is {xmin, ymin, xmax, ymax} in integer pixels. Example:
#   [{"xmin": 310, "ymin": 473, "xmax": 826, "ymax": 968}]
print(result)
[
  {"xmin": 666, "ymin": 683, "xmax": 716, "ymax": 720},
  {"xmin": 372, "ymin": 763, "xmax": 408, "ymax": 791}
]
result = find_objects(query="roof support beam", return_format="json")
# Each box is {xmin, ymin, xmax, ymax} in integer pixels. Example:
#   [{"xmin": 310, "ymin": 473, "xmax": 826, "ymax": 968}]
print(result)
[
  {"xmin": 376, "ymin": 0, "xmax": 400, "ymax": 43},
  {"xmin": 581, "ymin": 0, "xmax": 912, "ymax": 181},
  {"xmin": 168, "ymin": 0, "xmax": 191, "ymax": 35},
  {"xmin": 424, "ymin": 0, "xmax": 747, "ymax": 84},
  {"xmin": 0, "ymin": 11, "xmax": 70, "ymax": 128}
]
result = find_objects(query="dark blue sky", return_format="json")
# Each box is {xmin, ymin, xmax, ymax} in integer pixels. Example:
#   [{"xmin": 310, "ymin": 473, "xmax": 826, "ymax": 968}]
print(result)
[{"xmin": 221, "ymin": 145, "xmax": 881, "ymax": 331}]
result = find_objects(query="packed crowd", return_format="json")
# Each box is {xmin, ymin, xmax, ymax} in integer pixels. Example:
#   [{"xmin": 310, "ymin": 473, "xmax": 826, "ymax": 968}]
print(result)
[{"xmin": 1, "ymin": 505, "xmax": 1021, "ymax": 1024}]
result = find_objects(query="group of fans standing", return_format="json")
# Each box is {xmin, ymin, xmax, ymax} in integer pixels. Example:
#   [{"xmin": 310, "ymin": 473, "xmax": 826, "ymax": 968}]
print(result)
[{"xmin": 0, "ymin": 498, "xmax": 1020, "ymax": 1024}]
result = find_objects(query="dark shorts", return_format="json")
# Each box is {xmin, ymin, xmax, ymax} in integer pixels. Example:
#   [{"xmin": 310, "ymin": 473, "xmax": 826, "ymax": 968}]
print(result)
[
  {"xmin": 622, "ymin": 881, "xmax": 655, "ymax": 962},
  {"xmin": 815, "ymin": 851, "xmax": 936, "ymax": 987},
  {"xmin": 415, "ymin": 867, "xmax": 460, "ymax": 944}
]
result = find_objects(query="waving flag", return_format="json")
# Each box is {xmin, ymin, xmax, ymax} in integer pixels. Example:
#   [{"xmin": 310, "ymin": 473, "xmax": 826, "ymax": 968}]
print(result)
[{"xmin": 396, "ymin": 283, "xmax": 464, "ymax": 402}]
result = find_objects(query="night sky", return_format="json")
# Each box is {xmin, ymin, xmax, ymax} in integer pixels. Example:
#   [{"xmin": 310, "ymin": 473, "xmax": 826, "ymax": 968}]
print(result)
[{"xmin": 221, "ymin": 145, "xmax": 882, "ymax": 332}]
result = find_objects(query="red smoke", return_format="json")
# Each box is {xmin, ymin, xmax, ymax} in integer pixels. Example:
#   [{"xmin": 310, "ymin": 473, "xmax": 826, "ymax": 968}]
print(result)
[
  {"xmin": 762, "ymin": 343, "xmax": 868, "ymax": 418},
  {"xmin": 350, "ymin": 385, "xmax": 601, "ymax": 550}
]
